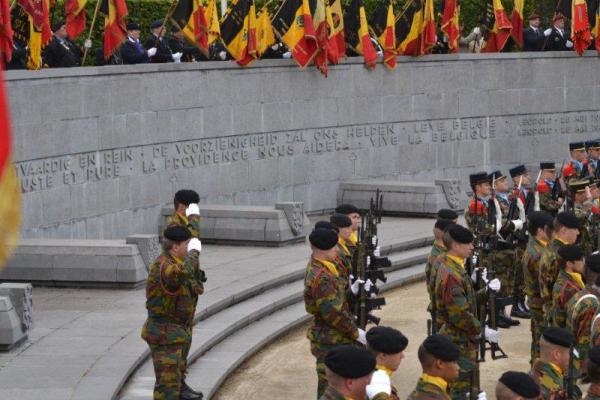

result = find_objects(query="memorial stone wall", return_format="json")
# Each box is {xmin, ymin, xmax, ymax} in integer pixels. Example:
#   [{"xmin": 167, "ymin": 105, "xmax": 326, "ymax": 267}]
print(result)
[{"xmin": 6, "ymin": 52, "xmax": 600, "ymax": 239}]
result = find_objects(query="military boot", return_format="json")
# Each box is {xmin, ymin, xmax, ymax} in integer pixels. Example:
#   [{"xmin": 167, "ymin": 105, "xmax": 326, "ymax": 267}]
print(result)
[{"xmin": 180, "ymin": 381, "xmax": 203, "ymax": 400}]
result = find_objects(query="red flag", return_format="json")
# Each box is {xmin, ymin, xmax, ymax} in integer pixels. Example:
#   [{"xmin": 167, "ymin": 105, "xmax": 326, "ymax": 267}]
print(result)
[
  {"xmin": 441, "ymin": 0, "xmax": 460, "ymax": 53},
  {"xmin": 221, "ymin": 0, "xmax": 257, "ymax": 66},
  {"xmin": 100, "ymin": 0, "xmax": 128, "ymax": 60},
  {"xmin": 0, "ymin": 68, "xmax": 21, "ymax": 269},
  {"xmin": 171, "ymin": 0, "xmax": 210, "ymax": 57},
  {"xmin": 0, "ymin": 0, "xmax": 13, "ymax": 61},
  {"xmin": 510, "ymin": 0, "xmax": 524, "ymax": 47},
  {"xmin": 572, "ymin": 0, "xmax": 592, "ymax": 55},
  {"xmin": 16, "ymin": 0, "xmax": 51, "ymax": 69},
  {"xmin": 482, "ymin": 0, "xmax": 512, "ymax": 52},
  {"xmin": 272, "ymin": 0, "xmax": 318, "ymax": 68},
  {"xmin": 65, "ymin": 0, "xmax": 87, "ymax": 39},
  {"xmin": 381, "ymin": 2, "xmax": 396, "ymax": 69},
  {"xmin": 326, "ymin": 0, "xmax": 344, "ymax": 64},
  {"xmin": 422, "ymin": 0, "xmax": 436, "ymax": 53},
  {"xmin": 313, "ymin": 0, "xmax": 328, "ymax": 76}
]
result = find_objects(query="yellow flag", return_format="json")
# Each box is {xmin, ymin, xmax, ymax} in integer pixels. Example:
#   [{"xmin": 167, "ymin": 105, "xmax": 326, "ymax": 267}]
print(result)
[
  {"xmin": 257, "ymin": 8, "xmax": 275, "ymax": 56},
  {"xmin": 206, "ymin": 0, "xmax": 221, "ymax": 45}
]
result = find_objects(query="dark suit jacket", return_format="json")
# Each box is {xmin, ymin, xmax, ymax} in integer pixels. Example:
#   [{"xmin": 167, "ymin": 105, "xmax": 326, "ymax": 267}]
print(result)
[
  {"xmin": 523, "ymin": 26, "xmax": 545, "ymax": 51},
  {"xmin": 144, "ymin": 35, "xmax": 173, "ymax": 63},
  {"xmin": 544, "ymin": 27, "xmax": 570, "ymax": 51},
  {"xmin": 121, "ymin": 39, "xmax": 150, "ymax": 64},
  {"xmin": 42, "ymin": 36, "xmax": 82, "ymax": 68}
]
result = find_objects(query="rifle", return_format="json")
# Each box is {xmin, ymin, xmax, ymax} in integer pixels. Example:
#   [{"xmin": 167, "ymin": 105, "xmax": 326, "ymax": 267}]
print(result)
[
  {"xmin": 564, "ymin": 345, "xmax": 580, "ymax": 400},
  {"xmin": 525, "ymin": 170, "xmax": 542, "ymax": 215},
  {"xmin": 552, "ymin": 161, "xmax": 566, "ymax": 201}
]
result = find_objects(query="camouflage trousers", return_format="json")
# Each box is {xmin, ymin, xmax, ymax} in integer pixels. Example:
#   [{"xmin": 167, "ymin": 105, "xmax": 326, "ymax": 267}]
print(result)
[
  {"xmin": 449, "ymin": 344, "xmax": 477, "ymax": 400},
  {"xmin": 529, "ymin": 306, "xmax": 543, "ymax": 366},
  {"xmin": 181, "ymin": 326, "xmax": 192, "ymax": 378},
  {"xmin": 490, "ymin": 249, "xmax": 524, "ymax": 300},
  {"xmin": 150, "ymin": 343, "xmax": 185, "ymax": 400}
]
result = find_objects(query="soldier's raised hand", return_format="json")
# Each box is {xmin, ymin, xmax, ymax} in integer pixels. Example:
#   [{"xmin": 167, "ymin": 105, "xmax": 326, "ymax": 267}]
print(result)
[{"xmin": 186, "ymin": 203, "xmax": 200, "ymax": 217}]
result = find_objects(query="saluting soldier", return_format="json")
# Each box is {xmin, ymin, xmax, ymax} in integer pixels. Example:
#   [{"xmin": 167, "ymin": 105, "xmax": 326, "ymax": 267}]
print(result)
[
  {"xmin": 536, "ymin": 162, "xmax": 565, "ymax": 216},
  {"xmin": 586, "ymin": 346, "xmax": 600, "ymax": 400},
  {"xmin": 167, "ymin": 189, "xmax": 201, "ymax": 238},
  {"xmin": 529, "ymin": 327, "xmax": 577, "ymax": 400},
  {"xmin": 495, "ymin": 371, "xmax": 541, "ymax": 400},
  {"xmin": 523, "ymin": 211, "xmax": 554, "ymax": 365},
  {"xmin": 539, "ymin": 212, "xmax": 581, "ymax": 327},
  {"xmin": 366, "ymin": 326, "xmax": 409, "ymax": 400},
  {"xmin": 433, "ymin": 224, "xmax": 500, "ymax": 400},
  {"xmin": 407, "ymin": 334, "xmax": 461, "ymax": 400},
  {"xmin": 564, "ymin": 142, "xmax": 590, "ymax": 184},
  {"xmin": 304, "ymin": 228, "xmax": 366, "ymax": 398},
  {"xmin": 141, "ymin": 225, "xmax": 204, "ymax": 400},
  {"xmin": 551, "ymin": 244, "xmax": 586, "ymax": 328}
]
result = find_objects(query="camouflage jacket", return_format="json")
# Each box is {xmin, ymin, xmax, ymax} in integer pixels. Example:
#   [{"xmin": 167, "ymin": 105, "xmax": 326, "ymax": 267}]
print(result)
[
  {"xmin": 586, "ymin": 383, "xmax": 600, "ymax": 400},
  {"xmin": 337, "ymin": 238, "xmax": 354, "ymax": 279},
  {"xmin": 304, "ymin": 257, "xmax": 358, "ymax": 346},
  {"xmin": 318, "ymin": 386, "xmax": 345, "ymax": 400},
  {"xmin": 426, "ymin": 241, "xmax": 446, "ymax": 302},
  {"xmin": 465, "ymin": 197, "xmax": 489, "ymax": 232},
  {"xmin": 552, "ymin": 269, "xmax": 585, "ymax": 328},
  {"xmin": 530, "ymin": 359, "xmax": 564, "ymax": 400},
  {"xmin": 523, "ymin": 236, "xmax": 548, "ymax": 310},
  {"xmin": 167, "ymin": 212, "xmax": 200, "ymax": 238},
  {"xmin": 406, "ymin": 375, "xmax": 451, "ymax": 400},
  {"xmin": 574, "ymin": 201, "xmax": 592, "ymax": 254},
  {"xmin": 434, "ymin": 253, "xmax": 483, "ymax": 346},
  {"xmin": 537, "ymin": 179, "xmax": 563, "ymax": 215},
  {"xmin": 567, "ymin": 287, "xmax": 600, "ymax": 377},
  {"xmin": 141, "ymin": 250, "xmax": 202, "ymax": 345},
  {"xmin": 540, "ymin": 238, "xmax": 568, "ymax": 323}
]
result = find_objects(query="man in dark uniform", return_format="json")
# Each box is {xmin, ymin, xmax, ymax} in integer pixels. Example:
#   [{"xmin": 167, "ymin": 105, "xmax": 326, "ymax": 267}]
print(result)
[
  {"xmin": 168, "ymin": 26, "xmax": 207, "ymax": 62},
  {"xmin": 145, "ymin": 20, "xmax": 181, "ymax": 63},
  {"xmin": 495, "ymin": 371, "xmax": 540, "ymax": 400},
  {"xmin": 523, "ymin": 14, "xmax": 549, "ymax": 51},
  {"xmin": 587, "ymin": 140, "xmax": 600, "ymax": 179},
  {"xmin": 121, "ymin": 22, "xmax": 155, "ymax": 64},
  {"xmin": 43, "ymin": 20, "xmax": 83, "ymax": 68},
  {"xmin": 536, "ymin": 162, "xmax": 564, "ymax": 216},
  {"xmin": 5, "ymin": 39, "xmax": 27, "ymax": 70},
  {"xmin": 544, "ymin": 14, "xmax": 573, "ymax": 51},
  {"xmin": 564, "ymin": 142, "xmax": 590, "ymax": 183}
]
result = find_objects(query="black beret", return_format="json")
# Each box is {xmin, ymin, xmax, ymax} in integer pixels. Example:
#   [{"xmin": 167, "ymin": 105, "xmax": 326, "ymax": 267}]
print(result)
[
  {"xmin": 126, "ymin": 22, "xmax": 141, "ymax": 31},
  {"xmin": 556, "ymin": 211, "xmax": 581, "ymax": 229},
  {"xmin": 558, "ymin": 244, "xmax": 585, "ymax": 262},
  {"xmin": 163, "ymin": 225, "xmax": 192, "ymax": 242},
  {"xmin": 469, "ymin": 172, "xmax": 488, "ymax": 187},
  {"xmin": 569, "ymin": 179, "xmax": 590, "ymax": 193},
  {"xmin": 540, "ymin": 161, "xmax": 556, "ymax": 170},
  {"xmin": 527, "ymin": 211, "xmax": 554, "ymax": 231},
  {"xmin": 542, "ymin": 327, "xmax": 575, "ymax": 348},
  {"xmin": 422, "ymin": 334, "xmax": 459, "ymax": 361},
  {"xmin": 586, "ymin": 140, "xmax": 600, "ymax": 150},
  {"xmin": 309, "ymin": 228, "xmax": 339, "ymax": 250},
  {"xmin": 570, "ymin": 142, "xmax": 586, "ymax": 151},
  {"xmin": 335, "ymin": 204, "xmax": 360, "ymax": 215},
  {"xmin": 330, "ymin": 213, "xmax": 352, "ymax": 228},
  {"xmin": 174, "ymin": 189, "xmax": 200, "ymax": 205},
  {"xmin": 488, "ymin": 170, "xmax": 506, "ymax": 183},
  {"xmin": 587, "ymin": 251, "xmax": 600, "ymax": 273},
  {"xmin": 437, "ymin": 209, "xmax": 458, "ymax": 220},
  {"xmin": 150, "ymin": 19, "xmax": 164, "ymax": 29},
  {"xmin": 366, "ymin": 326, "xmax": 409, "ymax": 354},
  {"xmin": 52, "ymin": 19, "xmax": 66, "ymax": 32},
  {"xmin": 324, "ymin": 345, "xmax": 376, "ymax": 378},
  {"xmin": 589, "ymin": 345, "xmax": 600, "ymax": 366},
  {"xmin": 509, "ymin": 164, "xmax": 527, "ymax": 178},
  {"xmin": 447, "ymin": 224, "xmax": 474, "ymax": 244},
  {"xmin": 435, "ymin": 219, "xmax": 454, "ymax": 231},
  {"xmin": 499, "ymin": 371, "xmax": 540, "ymax": 399},
  {"xmin": 315, "ymin": 220, "xmax": 339, "ymax": 233}
]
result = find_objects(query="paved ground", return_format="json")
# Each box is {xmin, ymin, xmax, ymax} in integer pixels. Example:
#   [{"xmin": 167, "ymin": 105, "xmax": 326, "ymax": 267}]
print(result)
[{"xmin": 214, "ymin": 281, "xmax": 533, "ymax": 400}]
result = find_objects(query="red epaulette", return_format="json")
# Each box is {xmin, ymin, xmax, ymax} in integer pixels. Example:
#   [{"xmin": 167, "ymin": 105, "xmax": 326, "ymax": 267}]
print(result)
[
  {"xmin": 563, "ymin": 163, "xmax": 576, "ymax": 178},
  {"xmin": 537, "ymin": 181, "xmax": 550, "ymax": 194}
]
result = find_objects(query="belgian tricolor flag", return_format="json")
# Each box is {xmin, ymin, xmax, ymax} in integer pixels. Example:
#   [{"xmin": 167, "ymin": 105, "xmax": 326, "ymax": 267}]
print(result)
[
  {"xmin": 16, "ymin": 0, "xmax": 51, "ymax": 69},
  {"xmin": 369, "ymin": 0, "xmax": 396, "ymax": 69},
  {"xmin": 100, "ymin": 0, "xmax": 128, "ymax": 61},
  {"xmin": 510, "ymin": 0, "xmax": 524, "ymax": 48},
  {"xmin": 171, "ymin": 0, "xmax": 209, "ymax": 57},
  {"xmin": 65, "ymin": 0, "xmax": 87, "ymax": 39},
  {"xmin": 481, "ymin": 0, "xmax": 512, "ymax": 53},
  {"xmin": 326, "ymin": 0, "xmax": 345, "ymax": 64},
  {"xmin": 272, "ymin": 0, "xmax": 318, "ymax": 68},
  {"xmin": 441, "ymin": 0, "xmax": 460, "ymax": 53},
  {"xmin": 0, "ymin": 0, "xmax": 13, "ymax": 62},
  {"xmin": 221, "ymin": 0, "xmax": 257, "ymax": 66},
  {"xmin": 572, "ymin": 0, "xmax": 592, "ymax": 55},
  {"xmin": 397, "ymin": 0, "xmax": 423, "ymax": 55},
  {"xmin": 312, "ymin": 0, "xmax": 329, "ymax": 76},
  {"xmin": 344, "ymin": 0, "xmax": 377, "ymax": 69}
]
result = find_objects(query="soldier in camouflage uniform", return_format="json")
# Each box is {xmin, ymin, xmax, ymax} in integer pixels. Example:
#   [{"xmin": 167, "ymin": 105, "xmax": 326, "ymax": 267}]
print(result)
[
  {"xmin": 407, "ymin": 334, "xmax": 460, "ymax": 400},
  {"xmin": 335, "ymin": 204, "xmax": 361, "ymax": 247},
  {"xmin": 433, "ymin": 224, "xmax": 500, "ymax": 400},
  {"xmin": 320, "ymin": 345, "xmax": 387, "ymax": 400},
  {"xmin": 586, "ymin": 346, "xmax": 600, "ymax": 400},
  {"xmin": 426, "ymin": 218, "xmax": 452, "ymax": 332},
  {"xmin": 570, "ymin": 179, "xmax": 594, "ymax": 255},
  {"xmin": 366, "ymin": 326, "xmax": 409, "ymax": 400},
  {"xmin": 330, "ymin": 213, "xmax": 355, "ymax": 277},
  {"xmin": 563, "ymin": 142, "xmax": 590, "ymax": 185},
  {"xmin": 539, "ymin": 212, "xmax": 581, "ymax": 327},
  {"xmin": 464, "ymin": 172, "xmax": 491, "ymax": 232},
  {"xmin": 529, "ymin": 327, "xmax": 576, "ymax": 400},
  {"xmin": 495, "ymin": 371, "xmax": 540, "ymax": 400},
  {"xmin": 551, "ymin": 244, "xmax": 586, "ymax": 328},
  {"xmin": 536, "ymin": 162, "xmax": 565, "ymax": 216},
  {"xmin": 305, "ymin": 227, "xmax": 365, "ymax": 398},
  {"xmin": 165, "ymin": 190, "xmax": 205, "ymax": 399},
  {"xmin": 141, "ymin": 225, "xmax": 204, "ymax": 400},
  {"xmin": 523, "ymin": 211, "xmax": 553, "ymax": 365}
]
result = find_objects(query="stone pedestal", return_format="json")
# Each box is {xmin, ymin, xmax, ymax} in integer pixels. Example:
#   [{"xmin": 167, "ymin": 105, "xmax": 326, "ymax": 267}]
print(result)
[{"xmin": 0, "ymin": 296, "xmax": 27, "ymax": 351}]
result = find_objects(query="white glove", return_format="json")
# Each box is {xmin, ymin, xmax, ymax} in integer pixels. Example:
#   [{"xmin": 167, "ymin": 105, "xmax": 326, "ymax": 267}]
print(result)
[
  {"xmin": 219, "ymin": 50, "xmax": 227, "ymax": 60},
  {"xmin": 187, "ymin": 238, "xmax": 202, "ymax": 253},
  {"xmin": 172, "ymin": 52, "xmax": 183, "ymax": 62},
  {"xmin": 473, "ymin": 27, "xmax": 481, "ymax": 35},
  {"xmin": 374, "ymin": 246, "xmax": 381, "ymax": 257},
  {"xmin": 350, "ymin": 278, "xmax": 364, "ymax": 295},
  {"xmin": 84, "ymin": 39, "xmax": 92, "ymax": 49},
  {"xmin": 485, "ymin": 326, "xmax": 500, "ymax": 343},
  {"xmin": 364, "ymin": 279, "xmax": 374, "ymax": 292},
  {"xmin": 566, "ymin": 40, "xmax": 573, "ymax": 48},
  {"xmin": 282, "ymin": 51, "xmax": 292, "ymax": 59},
  {"xmin": 185, "ymin": 203, "xmax": 200, "ymax": 217},
  {"xmin": 147, "ymin": 47, "xmax": 157, "ymax": 57},
  {"xmin": 477, "ymin": 391, "xmax": 487, "ymax": 400},
  {"xmin": 471, "ymin": 267, "xmax": 487, "ymax": 283},
  {"xmin": 357, "ymin": 328, "xmax": 367, "ymax": 345},
  {"xmin": 270, "ymin": 43, "xmax": 279, "ymax": 51},
  {"xmin": 487, "ymin": 278, "xmax": 501, "ymax": 292},
  {"xmin": 511, "ymin": 219, "xmax": 524, "ymax": 231},
  {"xmin": 544, "ymin": 28, "xmax": 552, "ymax": 37},
  {"xmin": 366, "ymin": 370, "xmax": 392, "ymax": 398}
]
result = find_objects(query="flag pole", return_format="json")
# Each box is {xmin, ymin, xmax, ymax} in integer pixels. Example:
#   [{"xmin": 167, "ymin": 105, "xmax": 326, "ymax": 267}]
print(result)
[
  {"xmin": 154, "ymin": 0, "xmax": 179, "ymax": 47},
  {"xmin": 81, "ymin": 0, "xmax": 103, "ymax": 65}
]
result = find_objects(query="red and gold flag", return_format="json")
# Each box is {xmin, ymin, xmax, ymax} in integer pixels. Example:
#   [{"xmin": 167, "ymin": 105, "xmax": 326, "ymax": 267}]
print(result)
[
  {"xmin": 65, "ymin": 0, "xmax": 87, "ymax": 39},
  {"xmin": 221, "ymin": 0, "xmax": 257, "ymax": 66},
  {"xmin": 256, "ymin": 7, "xmax": 275, "ymax": 57},
  {"xmin": 326, "ymin": 0, "xmax": 344, "ymax": 64},
  {"xmin": 510, "ymin": 0, "xmax": 524, "ymax": 47},
  {"xmin": 422, "ymin": 0, "xmax": 436, "ymax": 53},
  {"xmin": 482, "ymin": 0, "xmax": 512, "ymax": 52},
  {"xmin": 100, "ymin": 0, "xmax": 128, "ymax": 60},
  {"xmin": 369, "ymin": 0, "xmax": 396, "ymax": 68},
  {"xmin": 0, "ymin": 0, "xmax": 13, "ymax": 61},
  {"xmin": 17, "ymin": 0, "xmax": 51, "ymax": 69},
  {"xmin": 344, "ymin": 0, "xmax": 376, "ymax": 69},
  {"xmin": 206, "ymin": 0, "xmax": 221, "ymax": 45},
  {"xmin": 398, "ymin": 0, "xmax": 424, "ymax": 56},
  {"xmin": 0, "ymin": 68, "xmax": 21, "ymax": 270},
  {"xmin": 312, "ymin": 0, "xmax": 328, "ymax": 76},
  {"xmin": 442, "ymin": 0, "xmax": 460, "ymax": 52},
  {"xmin": 272, "ymin": 0, "xmax": 318, "ymax": 68},
  {"xmin": 572, "ymin": 0, "xmax": 592, "ymax": 55},
  {"xmin": 171, "ymin": 0, "xmax": 209, "ymax": 57}
]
